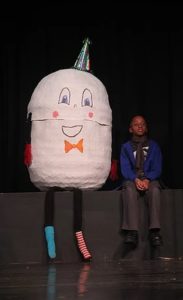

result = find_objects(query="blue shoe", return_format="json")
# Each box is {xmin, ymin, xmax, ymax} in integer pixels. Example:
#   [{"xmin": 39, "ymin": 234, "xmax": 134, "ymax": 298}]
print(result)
[{"xmin": 45, "ymin": 226, "xmax": 56, "ymax": 259}]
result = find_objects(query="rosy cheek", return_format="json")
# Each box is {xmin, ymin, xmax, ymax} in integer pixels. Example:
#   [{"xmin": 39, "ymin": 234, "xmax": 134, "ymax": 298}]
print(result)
[
  {"xmin": 52, "ymin": 111, "xmax": 59, "ymax": 118},
  {"xmin": 88, "ymin": 112, "xmax": 94, "ymax": 118}
]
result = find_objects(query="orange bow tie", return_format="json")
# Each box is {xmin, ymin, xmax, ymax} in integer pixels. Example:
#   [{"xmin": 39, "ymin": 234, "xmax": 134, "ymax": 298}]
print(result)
[{"xmin": 64, "ymin": 139, "xmax": 84, "ymax": 153}]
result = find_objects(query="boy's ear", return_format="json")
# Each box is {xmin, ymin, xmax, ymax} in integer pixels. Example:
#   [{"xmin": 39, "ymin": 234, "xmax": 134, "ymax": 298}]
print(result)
[{"xmin": 129, "ymin": 127, "xmax": 133, "ymax": 133}]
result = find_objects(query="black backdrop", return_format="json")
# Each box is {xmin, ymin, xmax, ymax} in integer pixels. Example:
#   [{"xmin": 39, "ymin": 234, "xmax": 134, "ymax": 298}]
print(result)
[{"xmin": 1, "ymin": 3, "xmax": 183, "ymax": 192}]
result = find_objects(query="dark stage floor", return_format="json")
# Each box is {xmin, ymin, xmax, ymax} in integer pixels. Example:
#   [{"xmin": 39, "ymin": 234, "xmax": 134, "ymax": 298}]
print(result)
[{"xmin": 0, "ymin": 259, "xmax": 183, "ymax": 300}]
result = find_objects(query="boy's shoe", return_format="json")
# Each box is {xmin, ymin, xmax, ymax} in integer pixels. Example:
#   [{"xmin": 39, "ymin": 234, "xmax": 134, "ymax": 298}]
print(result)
[
  {"xmin": 150, "ymin": 231, "xmax": 162, "ymax": 247},
  {"xmin": 124, "ymin": 230, "xmax": 138, "ymax": 247}
]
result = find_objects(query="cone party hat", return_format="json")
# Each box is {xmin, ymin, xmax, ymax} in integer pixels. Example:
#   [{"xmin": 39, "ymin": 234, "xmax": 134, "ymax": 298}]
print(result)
[{"xmin": 73, "ymin": 37, "xmax": 91, "ymax": 72}]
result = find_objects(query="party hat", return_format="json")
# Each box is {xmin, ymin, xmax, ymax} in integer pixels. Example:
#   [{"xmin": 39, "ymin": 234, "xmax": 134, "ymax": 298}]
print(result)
[{"xmin": 73, "ymin": 38, "xmax": 91, "ymax": 72}]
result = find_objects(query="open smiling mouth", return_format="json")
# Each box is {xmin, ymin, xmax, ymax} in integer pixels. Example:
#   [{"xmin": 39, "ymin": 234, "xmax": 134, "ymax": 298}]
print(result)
[{"xmin": 62, "ymin": 125, "xmax": 83, "ymax": 137}]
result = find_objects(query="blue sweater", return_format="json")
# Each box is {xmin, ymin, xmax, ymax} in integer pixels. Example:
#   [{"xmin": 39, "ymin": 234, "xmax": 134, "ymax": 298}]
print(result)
[{"xmin": 120, "ymin": 139, "xmax": 162, "ymax": 181}]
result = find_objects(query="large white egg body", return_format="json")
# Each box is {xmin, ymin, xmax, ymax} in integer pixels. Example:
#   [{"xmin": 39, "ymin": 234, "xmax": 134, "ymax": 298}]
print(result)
[{"xmin": 28, "ymin": 68, "xmax": 112, "ymax": 190}]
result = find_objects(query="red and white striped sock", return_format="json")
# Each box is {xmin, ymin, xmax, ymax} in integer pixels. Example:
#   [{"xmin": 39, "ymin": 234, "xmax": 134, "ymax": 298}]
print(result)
[{"xmin": 75, "ymin": 231, "xmax": 92, "ymax": 260}]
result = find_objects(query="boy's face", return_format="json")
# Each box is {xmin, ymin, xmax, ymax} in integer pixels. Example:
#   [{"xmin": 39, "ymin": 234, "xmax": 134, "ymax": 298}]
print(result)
[{"xmin": 129, "ymin": 116, "xmax": 147, "ymax": 137}]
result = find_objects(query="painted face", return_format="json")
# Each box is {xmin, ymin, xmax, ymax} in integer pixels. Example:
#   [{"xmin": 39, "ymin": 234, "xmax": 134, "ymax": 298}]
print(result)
[
  {"xmin": 129, "ymin": 116, "xmax": 147, "ymax": 136},
  {"xmin": 27, "ymin": 68, "xmax": 112, "ymax": 190}
]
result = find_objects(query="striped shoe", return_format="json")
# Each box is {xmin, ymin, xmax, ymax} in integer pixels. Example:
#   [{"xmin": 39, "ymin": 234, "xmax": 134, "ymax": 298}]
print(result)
[{"xmin": 75, "ymin": 231, "xmax": 92, "ymax": 261}]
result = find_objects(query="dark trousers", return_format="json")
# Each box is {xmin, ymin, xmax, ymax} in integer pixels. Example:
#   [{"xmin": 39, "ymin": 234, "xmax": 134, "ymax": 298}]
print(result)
[{"xmin": 121, "ymin": 180, "xmax": 161, "ymax": 231}]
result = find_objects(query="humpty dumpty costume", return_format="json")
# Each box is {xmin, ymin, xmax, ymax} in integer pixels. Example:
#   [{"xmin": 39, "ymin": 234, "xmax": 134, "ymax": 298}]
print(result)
[{"xmin": 24, "ymin": 38, "xmax": 112, "ymax": 261}]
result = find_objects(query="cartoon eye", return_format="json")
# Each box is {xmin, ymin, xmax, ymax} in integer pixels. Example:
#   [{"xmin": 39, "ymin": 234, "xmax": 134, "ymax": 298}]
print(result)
[
  {"xmin": 58, "ymin": 88, "xmax": 70, "ymax": 105},
  {"xmin": 81, "ymin": 89, "xmax": 93, "ymax": 107}
]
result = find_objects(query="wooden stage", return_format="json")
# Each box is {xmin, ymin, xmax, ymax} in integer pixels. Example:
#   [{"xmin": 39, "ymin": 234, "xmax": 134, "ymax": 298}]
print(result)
[{"xmin": 0, "ymin": 190, "xmax": 183, "ymax": 299}]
